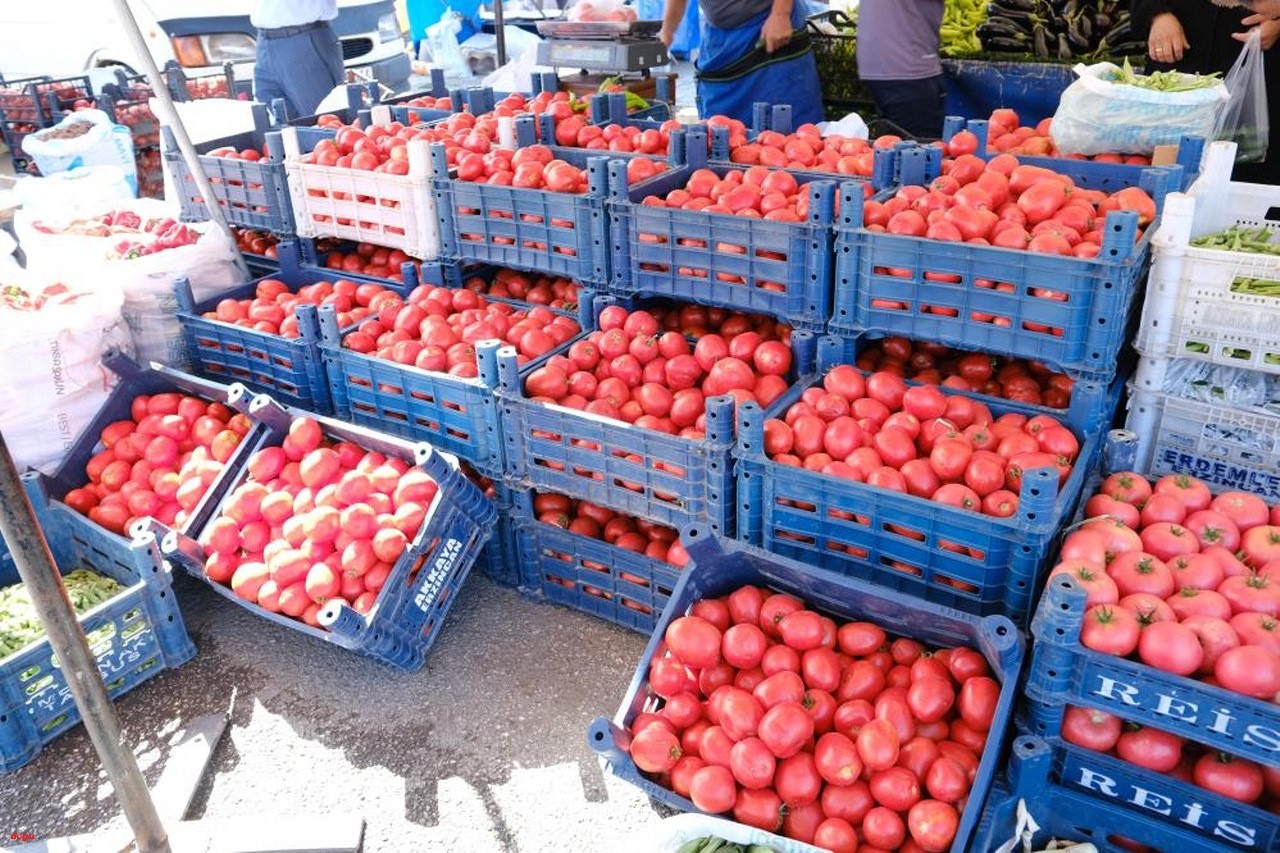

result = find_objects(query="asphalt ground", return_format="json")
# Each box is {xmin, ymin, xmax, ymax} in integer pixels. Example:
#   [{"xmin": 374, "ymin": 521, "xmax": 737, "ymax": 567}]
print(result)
[{"xmin": 0, "ymin": 569, "xmax": 666, "ymax": 852}]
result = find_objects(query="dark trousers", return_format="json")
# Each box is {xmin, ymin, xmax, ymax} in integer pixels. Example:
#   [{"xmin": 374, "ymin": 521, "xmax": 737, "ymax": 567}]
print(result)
[
  {"xmin": 864, "ymin": 75, "xmax": 947, "ymax": 140},
  {"xmin": 254, "ymin": 22, "xmax": 345, "ymax": 120}
]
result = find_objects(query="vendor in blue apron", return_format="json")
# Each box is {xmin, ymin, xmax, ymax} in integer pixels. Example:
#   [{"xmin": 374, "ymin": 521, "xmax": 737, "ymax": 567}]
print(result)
[{"xmin": 658, "ymin": 0, "xmax": 825, "ymax": 126}]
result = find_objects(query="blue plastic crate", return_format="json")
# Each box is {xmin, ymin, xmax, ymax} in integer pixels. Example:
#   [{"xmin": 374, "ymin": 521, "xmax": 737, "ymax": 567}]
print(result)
[
  {"xmin": 0, "ymin": 116, "xmax": 37, "ymax": 173},
  {"xmin": 734, "ymin": 335, "xmax": 1101, "ymax": 625},
  {"xmin": 432, "ymin": 144, "xmax": 618, "ymax": 284},
  {"xmin": 972, "ymin": 735, "xmax": 1238, "ymax": 853},
  {"xmin": 587, "ymin": 527, "xmax": 1025, "ymax": 851},
  {"xmin": 177, "ymin": 241, "xmax": 417, "ymax": 415},
  {"xmin": 24, "ymin": 353, "xmax": 252, "ymax": 591},
  {"xmin": 0, "ymin": 517, "xmax": 194, "ymax": 773},
  {"xmin": 319, "ymin": 286, "xmax": 588, "ymax": 479},
  {"xmin": 509, "ymin": 488, "xmax": 684, "ymax": 633},
  {"xmin": 164, "ymin": 103, "xmax": 296, "ymax": 234},
  {"xmin": 159, "ymin": 395, "xmax": 496, "ymax": 671},
  {"xmin": 941, "ymin": 116, "xmax": 1205, "ymax": 191},
  {"xmin": 498, "ymin": 304, "xmax": 817, "ymax": 536},
  {"xmin": 830, "ymin": 162, "xmax": 1179, "ymax": 381},
  {"xmin": 470, "ymin": 479, "xmax": 519, "ymax": 587},
  {"xmin": 1028, "ymin": 572, "xmax": 1280, "ymax": 770},
  {"xmin": 606, "ymin": 164, "xmax": 838, "ymax": 331},
  {"xmin": 1015, "ymin": 703, "xmax": 1280, "ymax": 851},
  {"xmin": 824, "ymin": 332, "xmax": 1132, "ymax": 438}
]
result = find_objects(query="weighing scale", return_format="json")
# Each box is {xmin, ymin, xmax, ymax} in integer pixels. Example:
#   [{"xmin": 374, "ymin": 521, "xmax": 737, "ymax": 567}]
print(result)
[{"xmin": 535, "ymin": 20, "xmax": 670, "ymax": 74}]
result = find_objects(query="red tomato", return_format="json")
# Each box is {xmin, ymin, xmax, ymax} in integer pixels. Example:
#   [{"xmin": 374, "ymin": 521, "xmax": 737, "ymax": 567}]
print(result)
[
  {"xmin": 1215, "ymin": 645, "xmax": 1280, "ymax": 698},
  {"xmin": 629, "ymin": 724, "xmax": 682, "ymax": 773},
  {"xmin": 728, "ymin": 736, "xmax": 776, "ymax": 789},
  {"xmin": 665, "ymin": 616, "xmax": 723, "ymax": 669},
  {"xmin": 908, "ymin": 799, "xmax": 959, "ymax": 852},
  {"xmin": 757, "ymin": 701, "xmax": 815, "ymax": 759},
  {"xmin": 1080, "ymin": 605, "xmax": 1140, "ymax": 656}
]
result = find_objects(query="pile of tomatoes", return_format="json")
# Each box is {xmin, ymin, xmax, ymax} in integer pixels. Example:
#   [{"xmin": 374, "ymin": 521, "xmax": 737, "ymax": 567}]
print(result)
[
  {"xmin": 455, "ymin": 142, "xmax": 663, "ymax": 193},
  {"xmin": 763, "ymin": 366, "xmax": 1080, "ymax": 519},
  {"xmin": 530, "ymin": 491, "xmax": 688, "ymax": 568},
  {"xmin": 1057, "ymin": 472, "xmax": 1280, "ymax": 702},
  {"xmin": 231, "ymin": 228, "xmax": 279, "ymax": 258},
  {"xmin": 553, "ymin": 113, "xmax": 674, "ymax": 155},
  {"xmin": 726, "ymin": 124, "xmax": 899, "ymax": 178},
  {"xmin": 321, "ymin": 243, "xmax": 418, "ymax": 282},
  {"xmin": 61, "ymin": 392, "xmax": 253, "ymax": 536},
  {"xmin": 522, "ymin": 303, "xmax": 793, "ymax": 438},
  {"xmin": 461, "ymin": 268, "xmax": 579, "ymax": 311},
  {"xmin": 1059, "ymin": 705, "xmax": 1278, "ymax": 810},
  {"xmin": 341, "ymin": 284, "xmax": 581, "ymax": 376},
  {"xmin": 625, "ymin": 587, "xmax": 1001, "ymax": 851},
  {"xmin": 864, "ymin": 154, "xmax": 1156, "ymax": 258},
  {"xmin": 197, "ymin": 417, "xmax": 437, "ymax": 626},
  {"xmin": 638, "ymin": 165, "xmax": 858, "ymax": 224},
  {"xmin": 959, "ymin": 108, "xmax": 1153, "ymax": 163},
  {"xmin": 855, "ymin": 338, "xmax": 1075, "ymax": 409},
  {"xmin": 204, "ymin": 277, "xmax": 397, "ymax": 338}
]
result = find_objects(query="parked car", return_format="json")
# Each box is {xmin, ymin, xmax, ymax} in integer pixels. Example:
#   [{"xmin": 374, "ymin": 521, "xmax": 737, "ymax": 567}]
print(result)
[{"xmin": 0, "ymin": 0, "xmax": 412, "ymax": 94}]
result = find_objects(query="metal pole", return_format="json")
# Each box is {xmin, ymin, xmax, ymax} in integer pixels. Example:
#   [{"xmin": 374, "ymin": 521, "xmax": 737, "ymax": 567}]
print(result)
[
  {"xmin": 108, "ymin": 0, "xmax": 251, "ymax": 281},
  {"xmin": 0, "ymin": 433, "xmax": 171, "ymax": 852},
  {"xmin": 494, "ymin": 0, "xmax": 508, "ymax": 68}
]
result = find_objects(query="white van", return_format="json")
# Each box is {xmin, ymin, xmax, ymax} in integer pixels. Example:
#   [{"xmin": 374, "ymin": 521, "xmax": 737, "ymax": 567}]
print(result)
[{"xmin": 0, "ymin": 0, "xmax": 412, "ymax": 93}]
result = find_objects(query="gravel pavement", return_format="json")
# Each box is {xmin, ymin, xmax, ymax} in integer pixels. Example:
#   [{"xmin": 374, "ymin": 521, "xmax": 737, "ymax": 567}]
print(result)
[{"xmin": 0, "ymin": 570, "xmax": 663, "ymax": 852}]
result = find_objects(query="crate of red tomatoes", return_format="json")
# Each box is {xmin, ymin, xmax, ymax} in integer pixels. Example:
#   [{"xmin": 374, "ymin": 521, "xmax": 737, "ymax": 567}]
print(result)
[
  {"xmin": 588, "ymin": 526, "xmax": 1024, "ymax": 852},
  {"xmin": 176, "ymin": 241, "xmax": 419, "ymax": 415},
  {"xmin": 841, "ymin": 334, "xmax": 1129, "ymax": 440},
  {"xmin": 940, "ymin": 112, "xmax": 1203, "ymax": 191},
  {"xmin": 164, "ymin": 103, "xmax": 296, "ymax": 234},
  {"xmin": 606, "ymin": 129, "xmax": 897, "ymax": 333},
  {"xmin": 318, "ymin": 266, "xmax": 586, "ymax": 478},
  {"xmin": 735, "ymin": 336, "xmax": 1099, "ymax": 625},
  {"xmin": 22, "ymin": 353, "xmax": 257, "ymax": 584},
  {"xmin": 158, "ymin": 397, "xmax": 495, "ymax": 671},
  {"xmin": 497, "ymin": 296, "xmax": 815, "ymax": 535},
  {"xmin": 510, "ymin": 487, "xmax": 689, "ymax": 633},
  {"xmin": 831, "ymin": 147, "xmax": 1179, "ymax": 382},
  {"xmin": 431, "ymin": 129, "xmax": 673, "ymax": 286},
  {"xmin": 1024, "ymin": 431, "xmax": 1280, "ymax": 828}
]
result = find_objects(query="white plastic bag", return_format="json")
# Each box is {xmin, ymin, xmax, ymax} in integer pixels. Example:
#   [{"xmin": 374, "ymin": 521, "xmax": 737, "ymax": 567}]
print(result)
[
  {"xmin": 21, "ymin": 109, "xmax": 139, "ymax": 194},
  {"xmin": 1050, "ymin": 62, "xmax": 1229, "ymax": 156},
  {"xmin": 425, "ymin": 9, "xmax": 470, "ymax": 78},
  {"xmin": 1213, "ymin": 28, "xmax": 1270, "ymax": 163},
  {"xmin": 818, "ymin": 111, "xmax": 871, "ymax": 140},
  {"xmin": 14, "ymin": 199, "xmax": 244, "ymax": 369},
  {"xmin": 0, "ymin": 278, "xmax": 132, "ymax": 473}
]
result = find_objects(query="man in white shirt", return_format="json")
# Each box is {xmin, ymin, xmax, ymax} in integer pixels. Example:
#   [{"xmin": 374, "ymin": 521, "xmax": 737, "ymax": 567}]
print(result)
[{"xmin": 251, "ymin": 0, "xmax": 344, "ymax": 118}]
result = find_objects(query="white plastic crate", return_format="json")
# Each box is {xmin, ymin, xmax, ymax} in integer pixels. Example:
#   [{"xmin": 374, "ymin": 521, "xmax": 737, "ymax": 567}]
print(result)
[
  {"xmin": 280, "ymin": 106, "xmax": 441, "ymax": 260},
  {"xmin": 1135, "ymin": 140, "xmax": 1280, "ymax": 375},
  {"xmin": 1125, "ymin": 368, "xmax": 1280, "ymax": 502}
]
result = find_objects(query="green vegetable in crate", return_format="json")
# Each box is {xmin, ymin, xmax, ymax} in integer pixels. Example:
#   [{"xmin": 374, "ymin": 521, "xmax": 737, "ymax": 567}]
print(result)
[
  {"xmin": 1192, "ymin": 225, "xmax": 1280, "ymax": 255},
  {"xmin": 675, "ymin": 835, "xmax": 778, "ymax": 853},
  {"xmin": 0, "ymin": 568, "xmax": 123, "ymax": 658},
  {"xmin": 1231, "ymin": 276, "xmax": 1280, "ymax": 296},
  {"xmin": 941, "ymin": 0, "xmax": 987, "ymax": 57}
]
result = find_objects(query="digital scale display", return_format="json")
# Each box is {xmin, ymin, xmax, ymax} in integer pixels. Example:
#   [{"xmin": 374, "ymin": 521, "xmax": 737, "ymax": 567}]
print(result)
[{"xmin": 545, "ymin": 42, "xmax": 615, "ymax": 66}]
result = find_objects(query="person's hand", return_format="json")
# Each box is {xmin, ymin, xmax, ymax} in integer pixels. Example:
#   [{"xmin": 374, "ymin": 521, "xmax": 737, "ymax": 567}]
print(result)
[
  {"xmin": 1148, "ymin": 12, "xmax": 1190, "ymax": 63},
  {"xmin": 658, "ymin": 25, "xmax": 675, "ymax": 47},
  {"xmin": 762, "ymin": 12, "xmax": 792, "ymax": 53},
  {"xmin": 1235, "ymin": 18, "xmax": 1280, "ymax": 48},
  {"xmin": 1243, "ymin": 0, "xmax": 1280, "ymax": 24}
]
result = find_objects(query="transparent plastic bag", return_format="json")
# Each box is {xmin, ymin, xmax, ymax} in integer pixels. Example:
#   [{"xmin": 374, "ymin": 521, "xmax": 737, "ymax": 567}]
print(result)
[
  {"xmin": 1050, "ymin": 62, "xmax": 1229, "ymax": 156},
  {"xmin": 1213, "ymin": 28, "xmax": 1270, "ymax": 163}
]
